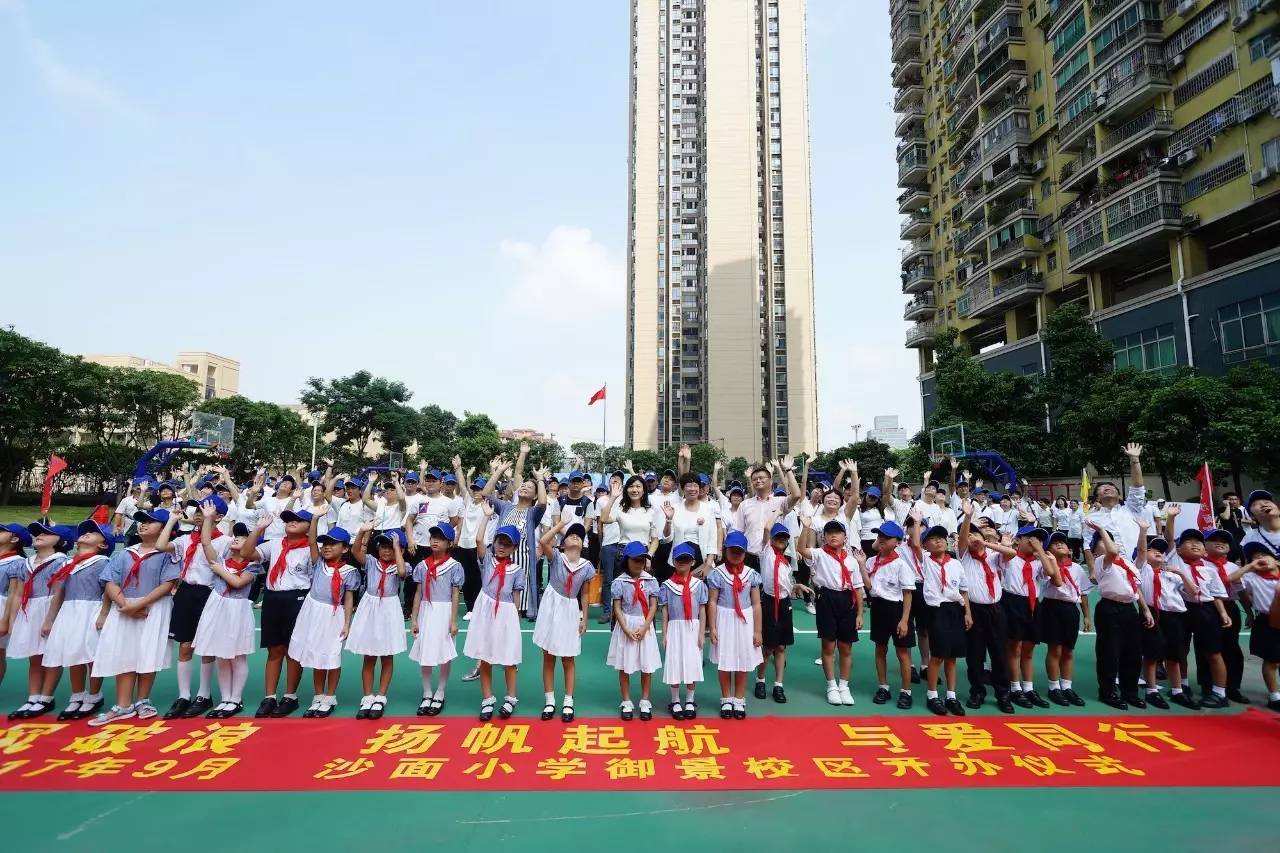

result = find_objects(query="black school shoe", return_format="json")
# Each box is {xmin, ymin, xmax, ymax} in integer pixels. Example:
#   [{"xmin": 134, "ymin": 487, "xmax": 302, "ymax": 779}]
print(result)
[
  {"xmin": 717, "ymin": 701, "xmax": 732, "ymax": 720},
  {"xmin": 926, "ymin": 697, "xmax": 947, "ymax": 716},
  {"xmin": 1063, "ymin": 688, "xmax": 1085, "ymax": 707},
  {"xmin": 1099, "ymin": 690, "xmax": 1128, "ymax": 711},
  {"xmin": 1010, "ymin": 690, "xmax": 1031, "ymax": 708},
  {"xmin": 1227, "ymin": 689, "xmax": 1250, "ymax": 704},
  {"xmin": 1047, "ymin": 688, "xmax": 1069, "ymax": 706},
  {"xmin": 1146, "ymin": 691, "xmax": 1170, "ymax": 710},
  {"xmin": 1025, "ymin": 689, "xmax": 1050, "ymax": 709},
  {"xmin": 896, "ymin": 692, "xmax": 913, "ymax": 710},
  {"xmin": 1170, "ymin": 692, "xmax": 1201, "ymax": 710},
  {"xmin": 996, "ymin": 693, "xmax": 1016, "ymax": 714},
  {"xmin": 182, "ymin": 696, "xmax": 213, "ymax": 718},
  {"xmin": 269, "ymin": 696, "xmax": 300, "ymax": 717},
  {"xmin": 1123, "ymin": 692, "xmax": 1148, "ymax": 709},
  {"xmin": 754, "ymin": 681, "xmax": 767, "ymax": 700},
  {"xmin": 682, "ymin": 701, "xmax": 698, "ymax": 720},
  {"xmin": 732, "ymin": 706, "xmax": 746, "ymax": 720},
  {"xmin": 163, "ymin": 698, "xmax": 191, "ymax": 719},
  {"xmin": 1199, "ymin": 693, "xmax": 1229, "ymax": 709},
  {"xmin": 1266, "ymin": 698, "xmax": 1280, "ymax": 713},
  {"xmin": 944, "ymin": 697, "xmax": 966, "ymax": 716},
  {"xmin": 873, "ymin": 687, "xmax": 892, "ymax": 705},
  {"xmin": 910, "ymin": 666, "xmax": 922, "ymax": 684},
  {"xmin": 254, "ymin": 697, "xmax": 278, "ymax": 718},
  {"xmin": 965, "ymin": 691, "xmax": 985, "ymax": 710},
  {"xmin": 772, "ymin": 685, "xmax": 787, "ymax": 703}
]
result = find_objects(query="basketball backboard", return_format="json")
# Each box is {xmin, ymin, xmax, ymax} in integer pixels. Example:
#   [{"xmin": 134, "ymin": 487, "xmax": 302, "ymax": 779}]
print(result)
[
  {"xmin": 189, "ymin": 412, "xmax": 235, "ymax": 454},
  {"xmin": 929, "ymin": 422, "xmax": 966, "ymax": 463}
]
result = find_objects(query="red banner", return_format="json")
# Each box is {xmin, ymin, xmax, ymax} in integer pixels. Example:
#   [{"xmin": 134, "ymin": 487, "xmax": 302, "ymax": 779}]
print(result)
[
  {"xmin": 40, "ymin": 455, "xmax": 68, "ymax": 517},
  {"xmin": 1195, "ymin": 462, "xmax": 1215, "ymax": 532},
  {"xmin": 1, "ymin": 711, "xmax": 1277, "ymax": 792}
]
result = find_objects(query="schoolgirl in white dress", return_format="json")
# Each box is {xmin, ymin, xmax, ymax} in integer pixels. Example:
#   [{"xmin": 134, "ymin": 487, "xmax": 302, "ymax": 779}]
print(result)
[
  {"xmin": 464, "ymin": 510, "xmax": 526, "ymax": 721},
  {"xmin": 0, "ymin": 523, "xmax": 35, "ymax": 693},
  {"xmin": 535, "ymin": 518, "xmax": 596, "ymax": 723},
  {"xmin": 3, "ymin": 522, "xmax": 71, "ymax": 720},
  {"xmin": 347, "ymin": 525, "xmax": 408, "ymax": 720},
  {"xmin": 39, "ymin": 520, "xmax": 115, "ymax": 721},
  {"xmin": 90, "ymin": 509, "xmax": 183, "ymax": 726},
  {"xmin": 658, "ymin": 541, "xmax": 707, "ymax": 719},
  {"xmin": 707, "ymin": 531, "xmax": 764, "ymax": 720},
  {"xmin": 191, "ymin": 512, "xmax": 263, "ymax": 718},
  {"xmin": 288, "ymin": 517, "xmax": 360, "ymax": 718},
  {"xmin": 409, "ymin": 522, "xmax": 464, "ymax": 716},
  {"xmin": 607, "ymin": 542, "xmax": 661, "ymax": 721}
]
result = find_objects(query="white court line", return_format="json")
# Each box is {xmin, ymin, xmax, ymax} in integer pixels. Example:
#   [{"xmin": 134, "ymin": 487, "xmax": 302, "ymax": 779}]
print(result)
[
  {"xmin": 56, "ymin": 794, "xmax": 151, "ymax": 841},
  {"xmin": 251, "ymin": 627, "xmax": 1254, "ymax": 636},
  {"xmin": 456, "ymin": 791, "xmax": 805, "ymax": 825}
]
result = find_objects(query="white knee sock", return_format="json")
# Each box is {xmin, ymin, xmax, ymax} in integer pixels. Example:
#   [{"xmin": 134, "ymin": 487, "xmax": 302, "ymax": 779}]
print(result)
[
  {"xmin": 216, "ymin": 659, "xmax": 233, "ymax": 702},
  {"xmin": 230, "ymin": 657, "xmax": 249, "ymax": 703},
  {"xmin": 433, "ymin": 662, "xmax": 451, "ymax": 700},
  {"xmin": 197, "ymin": 659, "xmax": 213, "ymax": 698},
  {"xmin": 177, "ymin": 658, "xmax": 193, "ymax": 700},
  {"xmin": 420, "ymin": 666, "xmax": 434, "ymax": 697}
]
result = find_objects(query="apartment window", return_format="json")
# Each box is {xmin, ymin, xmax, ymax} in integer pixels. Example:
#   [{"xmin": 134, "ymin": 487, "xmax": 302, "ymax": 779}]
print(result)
[
  {"xmin": 1047, "ymin": 252, "xmax": 1058, "ymax": 271},
  {"xmin": 1054, "ymin": 48, "xmax": 1090, "ymax": 94},
  {"xmin": 1262, "ymin": 136, "xmax": 1280, "ymax": 170},
  {"xmin": 1036, "ymin": 106, "xmax": 1046, "ymax": 127},
  {"xmin": 1041, "ymin": 178, "xmax": 1052, "ymax": 197},
  {"xmin": 1032, "ymin": 70, "xmax": 1043, "ymax": 92},
  {"xmin": 1113, "ymin": 324, "xmax": 1177, "ymax": 373},
  {"xmin": 1249, "ymin": 31, "xmax": 1276, "ymax": 62},
  {"xmin": 1052, "ymin": 12, "xmax": 1086, "ymax": 61},
  {"xmin": 1218, "ymin": 292, "xmax": 1280, "ymax": 364}
]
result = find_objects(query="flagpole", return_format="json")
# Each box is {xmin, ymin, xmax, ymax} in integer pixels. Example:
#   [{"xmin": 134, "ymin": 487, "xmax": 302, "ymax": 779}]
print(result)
[{"xmin": 601, "ymin": 382, "xmax": 607, "ymax": 482}]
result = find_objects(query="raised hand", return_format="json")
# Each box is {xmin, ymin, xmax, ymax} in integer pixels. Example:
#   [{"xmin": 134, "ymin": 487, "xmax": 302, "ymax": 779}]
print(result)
[
  {"xmin": 780, "ymin": 455, "xmax": 794, "ymax": 471},
  {"xmin": 519, "ymin": 441, "xmax": 530, "ymax": 455},
  {"xmin": 950, "ymin": 457, "xmax": 958, "ymax": 471},
  {"xmin": 884, "ymin": 467, "xmax": 900, "ymax": 481},
  {"xmin": 678, "ymin": 444, "xmax": 691, "ymax": 461},
  {"xmin": 662, "ymin": 502, "xmax": 675, "ymax": 521},
  {"xmin": 532, "ymin": 465, "xmax": 551, "ymax": 482},
  {"xmin": 1164, "ymin": 503, "xmax": 1181, "ymax": 519},
  {"xmin": 1123, "ymin": 443, "xmax": 1143, "ymax": 459},
  {"xmin": 610, "ymin": 479, "xmax": 623, "ymax": 497}
]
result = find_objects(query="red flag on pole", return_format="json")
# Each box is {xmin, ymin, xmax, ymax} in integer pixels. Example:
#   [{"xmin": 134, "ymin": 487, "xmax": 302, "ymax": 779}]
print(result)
[
  {"xmin": 41, "ymin": 455, "xmax": 68, "ymax": 517},
  {"xmin": 1194, "ymin": 461, "xmax": 1215, "ymax": 532},
  {"xmin": 588, "ymin": 386, "xmax": 606, "ymax": 406}
]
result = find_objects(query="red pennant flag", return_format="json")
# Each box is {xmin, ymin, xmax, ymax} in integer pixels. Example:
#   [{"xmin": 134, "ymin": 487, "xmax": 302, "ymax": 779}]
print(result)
[
  {"xmin": 41, "ymin": 455, "xmax": 68, "ymax": 516},
  {"xmin": 1194, "ymin": 462, "xmax": 1215, "ymax": 532},
  {"xmin": 92, "ymin": 505, "xmax": 111, "ymax": 525},
  {"xmin": 588, "ymin": 386, "xmax": 606, "ymax": 406}
]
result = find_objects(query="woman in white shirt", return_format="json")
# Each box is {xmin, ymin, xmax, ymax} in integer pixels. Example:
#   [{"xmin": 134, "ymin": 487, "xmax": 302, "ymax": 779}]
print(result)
[
  {"xmin": 1067, "ymin": 499, "xmax": 1085, "ymax": 561},
  {"xmin": 662, "ymin": 474, "xmax": 719, "ymax": 575},
  {"xmin": 857, "ymin": 487, "xmax": 890, "ymax": 556}
]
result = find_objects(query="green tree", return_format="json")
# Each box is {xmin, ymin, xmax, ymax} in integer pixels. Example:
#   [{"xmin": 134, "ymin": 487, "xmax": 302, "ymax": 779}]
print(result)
[
  {"xmin": 627, "ymin": 449, "xmax": 672, "ymax": 475},
  {"xmin": 415, "ymin": 404, "xmax": 458, "ymax": 467},
  {"xmin": 453, "ymin": 412, "xmax": 501, "ymax": 471},
  {"xmin": 686, "ymin": 442, "xmax": 726, "ymax": 477},
  {"xmin": 1055, "ymin": 367, "xmax": 1164, "ymax": 481},
  {"xmin": 726, "ymin": 456, "xmax": 751, "ymax": 482},
  {"xmin": 497, "ymin": 438, "xmax": 564, "ymax": 474},
  {"xmin": 300, "ymin": 371, "xmax": 415, "ymax": 462},
  {"xmin": 1203, "ymin": 367, "xmax": 1280, "ymax": 491},
  {"xmin": 1132, "ymin": 370, "xmax": 1221, "ymax": 498},
  {"xmin": 198, "ymin": 396, "xmax": 315, "ymax": 480},
  {"xmin": 1039, "ymin": 303, "xmax": 1115, "ymax": 463},
  {"xmin": 812, "ymin": 439, "xmax": 897, "ymax": 488}
]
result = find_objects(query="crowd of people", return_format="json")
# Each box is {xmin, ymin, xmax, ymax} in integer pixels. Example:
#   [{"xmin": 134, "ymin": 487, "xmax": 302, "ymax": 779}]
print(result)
[{"xmin": 1, "ymin": 441, "xmax": 1277, "ymax": 725}]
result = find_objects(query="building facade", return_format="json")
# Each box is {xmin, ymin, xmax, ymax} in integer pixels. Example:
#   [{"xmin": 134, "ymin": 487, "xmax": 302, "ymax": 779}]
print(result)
[
  {"xmin": 84, "ymin": 351, "xmax": 241, "ymax": 400},
  {"xmin": 626, "ymin": 0, "xmax": 819, "ymax": 462},
  {"xmin": 867, "ymin": 414, "xmax": 914, "ymax": 448},
  {"xmin": 891, "ymin": 0, "xmax": 1280, "ymax": 420}
]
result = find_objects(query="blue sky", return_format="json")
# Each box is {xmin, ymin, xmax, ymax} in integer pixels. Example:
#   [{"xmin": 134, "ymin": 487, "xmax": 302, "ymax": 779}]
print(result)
[{"xmin": 0, "ymin": 0, "xmax": 916, "ymax": 453}]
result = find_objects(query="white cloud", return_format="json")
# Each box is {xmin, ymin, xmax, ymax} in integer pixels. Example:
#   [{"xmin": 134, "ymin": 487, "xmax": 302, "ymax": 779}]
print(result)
[{"xmin": 498, "ymin": 226, "xmax": 623, "ymax": 326}]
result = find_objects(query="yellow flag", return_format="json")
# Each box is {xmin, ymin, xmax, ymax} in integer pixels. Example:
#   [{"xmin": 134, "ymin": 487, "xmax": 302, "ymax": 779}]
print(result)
[{"xmin": 1080, "ymin": 468, "xmax": 1091, "ymax": 512}]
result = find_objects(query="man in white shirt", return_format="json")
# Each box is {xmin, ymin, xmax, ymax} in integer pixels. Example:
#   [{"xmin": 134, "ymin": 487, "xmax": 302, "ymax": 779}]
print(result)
[
  {"xmin": 404, "ymin": 468, "xmax": 460, "ymax": 617},
  {"xmin": 1084, "ymin": 443, "xmax": 1150, "ymax": 561},
  {"xmin": 738, "ymin": 459, "xmax": 803, "ymax": 553},
  {"xmin": 252, "ymin": 473, "xmax": 301, "ymax": 541}
]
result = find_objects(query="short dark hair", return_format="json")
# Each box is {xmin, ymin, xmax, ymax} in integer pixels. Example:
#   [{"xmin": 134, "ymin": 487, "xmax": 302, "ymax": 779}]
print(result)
[
  {"xmin": 679, "ymin": 473, "xmax": 699, "ymax": 490},
  {"xmin": 1224, "ymin": 491, "xmax": 1240, "ymax": 500},
  {"xmin": 749, "ymin": 465, "xmax": 771, "ymax": 478}
]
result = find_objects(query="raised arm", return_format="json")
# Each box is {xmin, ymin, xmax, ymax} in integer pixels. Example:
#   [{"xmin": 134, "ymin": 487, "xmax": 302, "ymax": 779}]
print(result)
[
  {"xmin": 307, "ymin": 510, "xmax": 322, "ymax": 561},
  {"xmin": 1031, "ymin": 536, "xmax": 1062, "ymax": 586},
  {"xmin": 512, "ymin": 442, "xmax": 530, "ymax": 493},
  {"xmin": 351, "ymin": 521, "xmax": 375, "ymax": 564},
  {"xmin": 844, "ymin": 461, "xmax": 861, "ymax": 521},
  {"xmin": 677, "ymin": 444, "xmax": 691, "ymax": 477},
  {"xmin": 600, "ymin": 480, "xmax": 622, "ymax": 524},
  {"xmin": 199, "ymin": 504, "xmax": 220, "ymax": 564},
  {"xmin": 883, "ymin": 467, "xmax": 899, "ymax": 506},
  {"xmin": 361, "ymin": 476, "xmax": 377, "ymax": 510},
  {"xmin": 779, "ymin": 456, "xmax": 802, "ymax": 510},
  {"xmin": 217, "ymin": 466, "xmax": 241, "ymax": 505},
  {"xmin": 320, "ymin": 464, "xmax": 336, "ymax": 502},
  {"xmin": 957, "ymin": 498, "xmax": 974, "ymax": 555},
  {"xmin": 156, "ymin": 510, "xmax": 181, "ymax": 554}
]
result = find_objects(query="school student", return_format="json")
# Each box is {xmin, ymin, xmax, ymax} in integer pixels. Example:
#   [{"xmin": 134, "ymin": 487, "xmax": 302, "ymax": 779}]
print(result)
[
  {"xmin": 1001, "ymin": 526, "xmax": 1057, "ymax": 709},
  {"xmin": 1242, "ymin": 489, "xmax": 1280, "ymax": 555},
  {"xmin": 801, "ymin": 519, "xmax": 865, "ymax": 706},
  {"xmin": 1034, "ymin": 531, "xmax": 1089, "ymax": 707},
  {"xmin": 4, "ymin": 522, "xmax": 72, "ymax": 719},
  {"xmin": 607, "ymin": 541, "xmax": 661, "ymax": 721},
  {"xmin": 288, "ymin": 517, "xmax": 360, "ymax": 718},
  {"xmin": 241, "ymin": 508, "xmax": 318, "ymax": 718},
  {"xmin": 409, "ymin": 523, "xmax": 464, "ymax": 716},
  {"xmin": 1089, "ymin": 520, "xmax": 1154, "ymax": 710},
  {"xmin": 1162, "ymin": 521, "xmax": 1231, "ymax": 709},
  {"xmin": 464, "ymin": 507, "xmax": 525, "ymax": 721},
  {"xmin": 535, "ymin": 518, "xmax": 595, "ymax": 723},
  {"xmin": 658, "ymin": 541, "xmax": 707, "ymax": 719},
  {"xmin": 1231, "ymin": 542, "xmax": 1280, "ymax": 712},
  {"xmin": 404, "ymin": 467, "xmax": 460, "ymax": 617},
  {"xmin": 190, "ymin": 513, "xmax": 262, "ymax": 719},
  {"xmin": 599, "ymin": 474, "xmax": 663, "ymax": 623},
  {"xmin": 1201, "ymin": 527, "xmax": 1247, "ymax": 703},
  {"xmin": 955, "ymin": 504, "xmax": 1016, "ymax": 713},
  {"xmin": 861, "ymin": 520, "xmax": 917, "ymax": 709},
  {"xmin": 707, "ymin": 531, "xmax": 763, "ymax": 719},
  {"xmin": 754, "ymin": 522, "xmax": 808, "ymax": 703},
  {"xmin": 347, "ymin": 527, "xmax": 409, "ymax": 719},
  {"xmin": 35, "ymin": 520, "xmax": 114, "ymax": 721},
  {"xmin": 452, "ymin": 455, "xmax": 503, "ymax": 619},
  {"xmin": 89, "ymin": 509, "xmax": 183, "ymax": 725},
  {"xmin": 919, "ymin": 523, "xmax": 971, "ymax": 716},
  {"xmin": 1136, "ymin": 523, "xmax": 1198, "ymax": 710}
]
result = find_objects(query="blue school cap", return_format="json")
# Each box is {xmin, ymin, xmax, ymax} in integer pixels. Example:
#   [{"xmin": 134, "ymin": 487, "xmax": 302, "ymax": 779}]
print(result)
[
  {"xmin": 494, "ymin": 524, "xmax": 521, "ymax": 546},
  {"xmin": 723, "ymin": 531, "xmax": 749, "ymax": 551},
  {"xmin": 204, "ymin": 495, "xmax": 228, "ymax": 516},
  {"xmin": 428, "ymin": 523, "xmax": 456, "ymax": 542},
  {"xmin": 865, "ymin": 486, "xmax": 882, "ymax": 498},
  {"xmin": 823, "ymin": 518, "xmax": 849, "ymax": 535},
  {"xmin": 1146, "ymin": 536, "xmax": 1169, "ymax": 553},
  {"xmin": 1245, "ymin": 490, "xmax": 1273, "ymax": 512},
  {"xmin": 595, "ymin": 483, "xmax": 608, "ymax": 494},
  {"xmin": 132, "ymin": 508, "xmax": 171, "ymax": 525},
  {"xmin": 347, "ymin": 477, "xmax": 367, "ymax": 489},
  {"xmin": 623, "ymin": 541, "xmax": 651, "ymax": 560},
  {"xmin": 50, "ymin": 524, "xmax": 79, "ymax": 546},
  {"xmin": 772, "ymin": 487, "xmax": 786, "ymax": 497},
  {"xmin": 569, "ymin": 470, "xmax": 586, "ymax": 482},
  {"xmin": 1046, "ymin": 530, "xmax": 1070, "ymax": 547},
  {"xmin": 1175, "ymin": 528, "xmax": 1205, "ymax": 546},
  {"xmin": 333, "ymin": 479, "xmax": 346, "ymax": 490},
  {"xmin": 728, "ymin": 484, "xmax": 745, "ymax": 496},
  {"xmin": 670, "ymin": 542, "xmax": 696, "ymax": 562},
  {"xmin": 279, "ymin": 509, "xmax": 313, "ymax": 523},
  {"xmin": 75, "ymin": 519, "xmax": 117, "ymax": 551},
  {"xmin": 644, "ymin": 472, "xmax": 657, "ymax": 482},
  {"xmin": 563, "ymin": 522, "xmax": 588, "ymax": 541},
  {"xmin": 404, "ymin": 471, "xmax": 420, "ymax": 483},
  {"xmin": 1, "ymin": 522, "xmax": 33, "ymax": 548},
  {"xmin": 1204, "ymin": 528, "xmax": 1233, "ymax": 543},
  {"xmin": 990, "ymin": 492, "xmax": 1006, "ymax": 502},
  {"xmin": 278, "ymin": 474, "xmax": 297, "ymax": 486},
  {"xmin": 770, "ymin": 522, "xmax": 791, "ymax": 539},
  {"xmin": 471, "ymin": 477, "xmax": 487, "ymax": 490},
  {"xmin": 697, "ymin": 473, "xmax": 710, "ymax": 486},
  {"xmin": 1016, "ymin": 525, "xmax": 1047, "ymax": 541},
  {"xmin": 922, "ymin": 524, "xmax": 949, "ymax": 542},
  {"xmin": 874, "ymin": 520, "xmax": 906, "ymax": 540},
  {"xmin": 974, "ymin": 487, "xmax": 988, "ymax": 495},
  {"xmin": 371, "ymin": 528, "xmax": 407, "ymax": 549},
  {"xmin": 1242, "ymin": 541, "xmax": 1276, "ymax": 562},
  {"xmin": 318, "ymin": 527, "xmax": 352, "ymax": 546},
  {"xmin": 425, "ymin": 468, "xmax": 443, "ymax": 481},
  {"xmin": 26, "ymin": 520, "xmax": 62, "ymax": 539},
  {"xmin": 443, "ymin": 473, "xmax": 458, "ymax": 485}
]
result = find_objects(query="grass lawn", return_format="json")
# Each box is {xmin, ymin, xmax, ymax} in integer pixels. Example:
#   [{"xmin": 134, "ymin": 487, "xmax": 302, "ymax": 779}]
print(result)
[{"xmin": 0, "ymin": 505, "xmax": 108, "ymax": 526}]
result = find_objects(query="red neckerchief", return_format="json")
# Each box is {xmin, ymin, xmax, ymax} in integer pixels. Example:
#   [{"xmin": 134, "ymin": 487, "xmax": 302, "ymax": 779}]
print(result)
[
  {"xmin": 770, "ymin": 545, "xmax": 789, "ymax": 621},
  {"xmin": 670, "ymin": 573, "xmax": 693, "ymax": 620},
  {"xmin": 377, "ymin": 558, "xmax": 396, "ymax": 597},
  {"xmin": 632, "ymin": 576, "xmax": 650, "ymax": 620},
  {"xmin": 1151, "ymin": 567, "xmax": 1163, "ymax": 613},
  {"xmin": 270, "ymin": 537, "xmax": 308, "ymax": 586},
  {"xmin": 491, "ymin": 557, "xmax": 512, "ymax": 615},
  {"xmin": 562, "ymin": 556, "xmax": 582, "ymax": 598},
  {"xmin": 1018, "ymin": 554, "xmax": 1038, "ymax": 611},
  {"xmin": 929, "ymin": 553, "xmax": 951, "ymax": 589},
  {"xmin": 1113, "ymin": 556, "xmax": 1139, "ymax": 595},
  {"xmin": 1206, "ymin": 554, "xmax": 1231, "ymax": 590},
  {"xmin": 1056, "ymin": 556, "xmax": 1081, "ymax": 598},
  {"xmin": 725, "ymin": 560, "xmax": 747, "ymax": 622},
  {"xmin": 48, "ymin": 552, "xmax": 96, "ymax": 588},
  {"xmin": 972, "ymin": 547, "xmax": 997, "ymax": 598},
  {"xmin": 325, "ymin": 558, "xmax": 346, "ymax": 611},
  {"xmin": 121, "ymin": 548, "xmax": 155, "ymax": 592},
  {"xmin": 182, "ymin": 529, "xmax": 222, "ymax": 579},
  {"xmin": 424, "ymin": 553, "xmax": 450, "ymax": 586},
  {"xmin": 824, "ymin": 545, "xmax": 856, "ymax": 606},
  {"xmin": 21, "ymin": 555, "xmax": 59, "ymax": 612},
  {"xmin": 223, "ymin": 557, "xmax": 250, "ymax": 596},
  {"xmin": 1185, "ymin": 558, "xmax": 1206, "ymax": 599}
]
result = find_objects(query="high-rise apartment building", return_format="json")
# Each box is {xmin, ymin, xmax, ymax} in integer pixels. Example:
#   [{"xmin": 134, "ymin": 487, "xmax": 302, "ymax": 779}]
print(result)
[
  {"xmin": 892, "ymin": 0, "xmax": 1280, "ymax": 420},
  {"xmin": 84, "ymin": 351, "xmax": 240, "ymax": 400},
  {"xmin": 626, "ymin": 0, "xmax": 819, "ymax": 462}
]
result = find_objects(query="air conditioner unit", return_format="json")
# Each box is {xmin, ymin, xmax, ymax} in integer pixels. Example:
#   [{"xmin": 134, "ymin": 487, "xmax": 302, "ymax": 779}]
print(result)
[
  {"xmin": 1096, "ymin": 94, "xmax": 1108, "ymax": 108},
  {"xmin": 1170, "ymin": 52, "xmax": 1186, "ymax": 69},
  {"xmin": 1252, "ymin": 167, "xmax": 1275, "ymax": 185},
  {"xmin": 1181, "ymin": 213, "xmax": 1200, "ymax": 228},
  {"xmin": 1231, "ymin": 11, "xmax": 1253, "ymax": 31},
  {"xmin": 1176, "ymin": 0, "xmax": 1196, "ymax": 15},
  {"xmin": 1033, "ymin": 158, "xmax": 1046, "ymax": 172},
  {"xmin": 1176, "ymin": 148, "xmax": 1198, "ymax": 166}
]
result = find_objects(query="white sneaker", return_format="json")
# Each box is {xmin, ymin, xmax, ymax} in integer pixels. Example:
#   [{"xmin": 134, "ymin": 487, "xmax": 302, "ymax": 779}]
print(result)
[
  {"xmin": 839, "ymin": 685, "xmax": 855, "ymax": 706},
  {"xmin": 813, "ymin": 657, "xmax": 822, "ymax": 666},
  {"xmin": 88, "ymin": 704, "xmax": 137, "ymax": 727},
  {"xmin": 463, "ymin": 612, "xmax": 473, "ymax": 622},
  {"xmin": 805, "ymin": 601, "xmax": 816, "ymax": 615},
  {"xmin": 826, "ymin": 686, "xmax": 842, "ymax": 705}
]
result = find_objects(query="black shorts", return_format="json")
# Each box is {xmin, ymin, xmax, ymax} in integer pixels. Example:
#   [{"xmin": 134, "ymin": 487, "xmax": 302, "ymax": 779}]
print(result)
[
  {"xmin": 1184, "ymin": 602, "xmax": 1223, "ymax": 656},
  {"xmin": 168, "ymin": 582, "xmax": 212, "ymax": 644},
  {"xmin": 928, "ymin": 602, "xmax": 967, "ymax": 659},
  {"xmin": 870, "ymin": 596, "xmax": 914, "ymax": 648},
  {"xmin": 1160, "ymin": 611, "xmax": 1188, "ymax": 660},
  {"xmin": 910, "ymin": 582, "xmax": 927, "ymax": 631},
  {"xmin": 761, "ymin": 593, "xmax": 795, "ymax": 648},
  {"xmin": 1038, "ymin": 598, "xmax": 1080, "ymax": 650},
  {"xmin": 1141, "ymin": 621, "xmax": 1165, "ymax": 661},
  {"xmin": 261, "ymin": 589, "xmax": 307, "ymax": 648},
  {"xmin": 815, "ymin": 588, "xmax": 859, "ymax": 644},
  {"xmin": 1249, "ymin": 614, "xmax": 1280, "ymax": 663},
  {"xmin": 1002, "ymin": 593, "xmax": 1040, "ymax": 644}
]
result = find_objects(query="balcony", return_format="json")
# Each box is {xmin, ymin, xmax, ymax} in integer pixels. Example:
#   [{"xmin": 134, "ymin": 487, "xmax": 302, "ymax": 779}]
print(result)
[
  {"xmin": 983, "ymin": 91, "xmax": 1029, "ymax": 124},
  {"xmin": 1093, "ymin": 18, "xmax": 1163, "ymax": 69},
  {"xmin": 1041, "ymin": 0, "xmax": 1083, "ymax": 32},
  {"xmin": 961, "ymin": 268, "xmax": 1045, "ymax": 318},
  {"xmin": 987, "ymin": 232, "xmax": 1042, "ymax": 272},
  {"xmin": 982, "ymin": 154, "xmax": 1036, "ymax": 203},
  {"xmin": 1057, "ymin": 98, "xmax": 1097, "ymax": 151},
  {"xmin": 901, "ymin": 264, "xmax": 936, "ymax": 294},
  {"xmin": 897, "ymin": 186, "xmax": 929, "ymax": 214},
  {"xmin": 952, "ymin": 153, "xmax": 984, "ymax": 193},
  {"xmin": 901, "ymin": 237, "xmax": 931, "ymax": 267},
  {"xmin": 892, "ymin": 57, "xmax": 922, "ymax": 87},
  {"xmin": 895, "ymin": 103, "xmax": 925, "ymax": 137},
  {"xmin": 1059, "ymin": 145, "xmax": 1099, "ymax": 194},
  {"xmin": 959, "ymin": 190, "xmax": 986, "ymax": 223},
  {"xmin": 948, "ymin": 96, "xmax": 980, "ymax": 138},
  {"xmin": 905, "ymin": 320, "xmax": 937, "ymax": 348},
  {"xmin": 1097, "ymin": 63, "xmax": 1172, "ymax": 125},
  {"xmin": 891, "ymin": 18, "xmax": 922, "ymax": 62},
  {"xmin": 893, "ymin": 82, "xmax": 925, "ymax": 114},
  {"xmin": 890, "ymin": 0, "xmax": 921, "ymax": 24},
  {"xmin": 977, "ymin": 55, "xmax": 1026, "ymax": 104},
  {"xmin": 1065, "ymin": 175, "xmax": 1183, "ymax": 273},
  {"xmin": 1098, "ymin": 108, "xmax": 1174, "ymax": 167},
  {"xmin": 904, "ymin": 291, "xmax": 937, "ymax": 321},
  {"xmin": 897, "ymin": 144, "xmax": 929, "ymax": 186},
  {"xmin": 977, "ymin": 23, "xmax": 1024, "ymax": 65},
  {"xmin": 900, "ymin": 211, "xmax": 932, "ymax": 239},
  {"xmin": 987, "ymin": 195, "xmax": 1037, "ymax": 227},
  {"xmin": 982, "ymin": 126, "xmax": 1031, "ymax": 165},
  {"xmin": 957, "ymin": 221, "xmax": 987, "ymax": 254}
]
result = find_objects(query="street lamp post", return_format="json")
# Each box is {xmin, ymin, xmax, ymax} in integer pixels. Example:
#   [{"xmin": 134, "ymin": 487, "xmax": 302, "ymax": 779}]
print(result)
[{"xmin": 851, "ymin": 424, "xmax": 862, "ymax": 443}]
